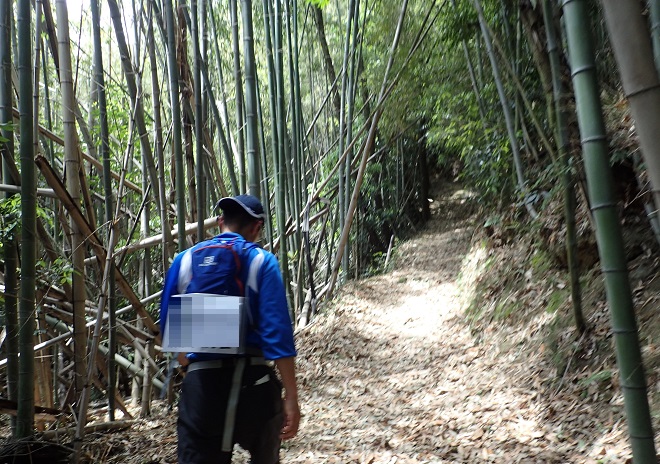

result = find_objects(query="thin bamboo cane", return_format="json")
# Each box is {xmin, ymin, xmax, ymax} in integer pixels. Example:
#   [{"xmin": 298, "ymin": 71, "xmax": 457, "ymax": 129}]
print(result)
[
  {"xmin": 473, "ymin": 0, "xmax": 537, "ymax": 218},
  {"xmin": 191, "ymin": 0, "xmax": 205, "ymax": 240},
  {"xmin": 0, "ymin": 0, "xmax": 19, "ymax": 436},
  {"xmin": 541, "ymin": 0, "xmax": 584, "ymax": 333},
  {"xmin": 230, "ymin": 0, "xmax": 246, "ymax": 192},
  {"xmin": 327, "ymin": 0, "xmax": 409, "ymax": 298},
  {"xmin": 107, "ymin": 0, "xmax": 163, "ymax": 216},
  {"xmin": 55, "ymin": 0, "xmax": 88, "ymax": 405},
  {"xmin": 34, "ymin": 155, "xmax": 161, "ymax": 338},
  {"xmin": 147, "ymin": 0, "xmax": 174, "ymax": 272},
  {"xmin": 241, "ymin": 0, "xmax": 261, "ymax": 197},
  {"xmin": 17, "ymin": 0, "xmax": 36, "ymax": 437},
  {"xmin": 163, "ymin": 0, "xmax": 187, "ymax": 252},
  {"xmin": 208, "ymin": 2, "xmax": 239, "ymax": 193}
]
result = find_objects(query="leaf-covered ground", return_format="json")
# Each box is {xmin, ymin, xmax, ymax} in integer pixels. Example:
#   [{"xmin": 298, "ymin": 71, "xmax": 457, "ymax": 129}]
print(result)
[{"xmin": 74, "ymin": 181, "xmax": 659, "ymax": 463}]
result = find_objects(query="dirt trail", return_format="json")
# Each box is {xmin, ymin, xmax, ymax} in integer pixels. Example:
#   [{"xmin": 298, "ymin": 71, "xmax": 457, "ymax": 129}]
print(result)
[
  {"xmin": 282, "ymin": 182, "xmax": 633, "ymax": 463},
  {"xmin": 83, "ymin": 182, "xmax": 636, "ymax": 463}
]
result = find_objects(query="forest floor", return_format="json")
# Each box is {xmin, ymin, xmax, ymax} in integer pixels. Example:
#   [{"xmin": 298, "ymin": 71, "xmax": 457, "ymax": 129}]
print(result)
[{"xmin": 74, "ymin": 179, "xmax": 660, "ymax": 463}]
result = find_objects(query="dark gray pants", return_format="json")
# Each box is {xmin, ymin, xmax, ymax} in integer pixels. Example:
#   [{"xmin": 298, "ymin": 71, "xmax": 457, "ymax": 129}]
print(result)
[{"xmin": 177, "ymin": 365, "xmax": 283, "ymax": 464}]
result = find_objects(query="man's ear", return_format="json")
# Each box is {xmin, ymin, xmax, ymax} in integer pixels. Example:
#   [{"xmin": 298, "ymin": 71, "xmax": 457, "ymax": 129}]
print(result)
[
  {"xmin": 217, "ymin": 215, "xmax": 225, "ymax": 228},
  {"xmin": 248, "ymin": 220, "xmax": 263, "ymax": 241}
]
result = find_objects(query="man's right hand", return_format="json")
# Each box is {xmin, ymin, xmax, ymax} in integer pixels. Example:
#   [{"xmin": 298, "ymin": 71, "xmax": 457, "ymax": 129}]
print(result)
[{"xmin": 177, "ymin": 352, "xmax": 189, "ymax": 368}]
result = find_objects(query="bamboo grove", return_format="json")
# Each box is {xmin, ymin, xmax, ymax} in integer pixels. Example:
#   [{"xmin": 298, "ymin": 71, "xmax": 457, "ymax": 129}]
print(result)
[
  {"xmin": 0, "ymin": 0, "xmax": 439, "ymax": 443},
  {"xmin": 1, "ymin": 0, "xmax": 660, "ymax": 461}
]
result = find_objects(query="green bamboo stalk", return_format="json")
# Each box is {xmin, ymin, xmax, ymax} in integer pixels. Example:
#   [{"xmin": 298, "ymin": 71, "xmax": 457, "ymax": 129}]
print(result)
[
  {"xmin": 241, "ymin": 0, "xmax": 261, "ymax": 197},
  {"xmin": 201, "ymin": 0, "xmax": 209, "ymax": 129},
  {"xmin": 107, "ymin": 0, "xmax": 162, "ymax": 216},
  {"xmin": 147, "ymin": 0, "xmax": 173, "ymax": 272},
  {"xmin": 230, "ymin": 0, "xmax": 246, "ymax": 192},
  {"xmin": 273, "ymin": 0, "xmax": 293, "ymax": 305},
  {"xmin": 261, "ymin": 0, "xmax": 279, "ymax": 250},
  {"xmin": 262, "ymin": 0, "xmax": 279, "ymax": 193},
  {"xmin": 163, "ymin": 0, "xmax": 186, "ymax": 252},
  {"xmin": 562, "ymin": 1, "xmax": 656, "ymax": 461},
  {"xmin": 284, "ymin": 0, "xmax": 303, "ymax": 310},
  {"xmin": 56, "ymin": 0, "xmax": 88, "ymax": 404},
  {"xmin": 0, "ymin": 0, "xmax": 18, "ymax": 436},
  {"xmin": 343, "ymin": 0, "xmax": 360, "ymax": 275},
  {"xmin": 449, "ymin": 0, "xmax": 488, "ymax": 131},
  {"xmin": 17, "ymin": 0, "xmax": 35, "ymax": 438},
  {"xmin": 90, "ymin": 0, "xmax": 118, "ymax": 420},
  {"xmin": 337, "ymin": 0, "xmax": 356, "ymax": 278},
  {"xmin": 285, "ymin": 0, "xmax": 301, "ymax": 235},
  {"xmin": 192, "ymin": 0, "xmax": 204, "ymax": 240},
  {"xmin": 541, "ymin": 0, "xmax": 584, "ymax": 333},
  {"xmin": 208, "ymin": 2, "xmax": 239, "ymax": 194},
  {"xmin": 328, "ymin": 0, "xmax": 409, "ymax": 297},
  {"xmin": 255, "ymin": 76, "xmax": 274, "ymax": 247},
  {"xmin": 473, "ymin": 0, "xmax": 537, "ymax": 218},
  {"xmin": 182, "ymin": 3, "xmax": 238, "ymax": 199}
]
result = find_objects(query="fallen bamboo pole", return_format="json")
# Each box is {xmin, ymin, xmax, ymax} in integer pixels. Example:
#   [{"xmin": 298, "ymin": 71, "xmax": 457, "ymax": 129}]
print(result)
[
  {"xmin": 114, "ymin": 216, "xmax": 218, "ymax": 256},
  {"xmin": 0, "ymin": 184, "xmax": 56, "ymax": 197}
]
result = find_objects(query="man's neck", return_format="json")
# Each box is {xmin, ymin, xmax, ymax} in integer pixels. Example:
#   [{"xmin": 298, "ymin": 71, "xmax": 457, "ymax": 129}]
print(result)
[{"xmin": 221, "ymin": 227, "xmax": 250, "ymax": 241}]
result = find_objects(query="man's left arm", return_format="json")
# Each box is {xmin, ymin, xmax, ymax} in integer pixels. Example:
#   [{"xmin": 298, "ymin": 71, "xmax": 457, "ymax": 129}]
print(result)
[
  {"xmin": 274, "ymin": 356, "xmax": 300, "ymax": 439},
  {"xmin": 256, "ymin": 254, "xmax": 300, "ymax": 439}
]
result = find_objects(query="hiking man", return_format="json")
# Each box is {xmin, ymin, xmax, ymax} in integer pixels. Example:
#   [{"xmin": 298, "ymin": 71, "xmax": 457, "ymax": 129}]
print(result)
[{"xmin": 160, "ymin": 194, "xmax": 300, "ymax": 464}]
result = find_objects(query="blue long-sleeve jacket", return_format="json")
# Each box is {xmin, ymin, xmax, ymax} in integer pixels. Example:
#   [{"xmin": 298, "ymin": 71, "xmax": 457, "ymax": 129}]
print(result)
[{"xmin": 160, "ymin": 232, "xmax": 296, "ymax": 361}]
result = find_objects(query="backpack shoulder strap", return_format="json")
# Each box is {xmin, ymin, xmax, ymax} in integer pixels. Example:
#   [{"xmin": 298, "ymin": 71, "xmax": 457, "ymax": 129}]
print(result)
[
  {"xmin": 246, "ymin": 247, "xmax": 265, "ymax": 295},
  {"xmin": 177, "ymin": 249, "xmax": 193, "ymax": 293}
]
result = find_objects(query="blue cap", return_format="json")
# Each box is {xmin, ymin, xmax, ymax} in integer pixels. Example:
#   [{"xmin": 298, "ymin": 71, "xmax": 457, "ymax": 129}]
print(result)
[{"xmin": 216, "ymin": 194, "xmax": 265, "ymax": 219}]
